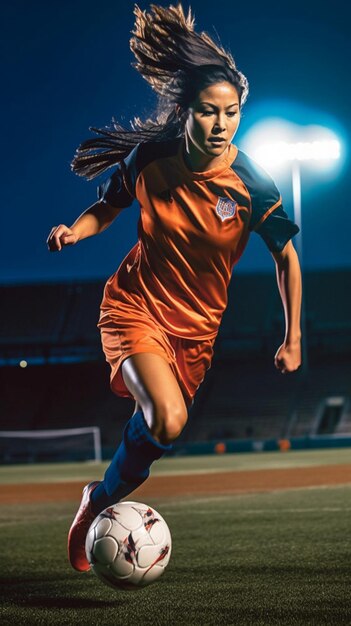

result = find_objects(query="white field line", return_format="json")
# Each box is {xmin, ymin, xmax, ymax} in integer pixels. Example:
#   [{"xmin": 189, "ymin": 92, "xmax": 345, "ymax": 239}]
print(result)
[
  {"xmin": 162, "ymin": 507, "xmax": 351, "ymax": 515},
  {"xmin": 2, "ymin": 461, "xmax": 351, "ymax": 484},
  {"xmin": 152, "ymin": 464, "xmax": 351, "ymax": 476},
  {"xmin": 0, "ymin": 467, "xmax": 266, "ymax": 484},
  {"xmin": 0, "ymin": 475, "xmax": 100, "ymax": 485},
  {"xmin": 151, "ymin": 483, "xmax": 351, "ymax": 507},
  {"xmin": 2, "ymin": 462, "xmax": 351, "ymax": 484}
]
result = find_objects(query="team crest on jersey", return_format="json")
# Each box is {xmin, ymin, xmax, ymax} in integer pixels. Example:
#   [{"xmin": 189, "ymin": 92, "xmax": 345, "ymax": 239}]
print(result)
[{"xmin": 215, "ymin": 197, "xmax": 237, "ymax": 222}]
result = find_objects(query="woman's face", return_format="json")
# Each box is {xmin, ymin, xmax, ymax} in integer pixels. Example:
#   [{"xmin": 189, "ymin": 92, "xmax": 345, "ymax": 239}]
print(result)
[{"xmin": 184, "ymin": 81, "xmax": 241, "ymax": 161}]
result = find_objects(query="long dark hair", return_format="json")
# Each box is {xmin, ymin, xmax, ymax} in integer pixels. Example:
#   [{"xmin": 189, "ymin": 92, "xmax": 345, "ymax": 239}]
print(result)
[{"xmin": 71, "ymin": 3, "xmax": 249, "ymax": 180}]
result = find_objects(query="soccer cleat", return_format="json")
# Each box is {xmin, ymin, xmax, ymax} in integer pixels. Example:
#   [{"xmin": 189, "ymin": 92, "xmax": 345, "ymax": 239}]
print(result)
[{"xmin": 67, "ymin": 480, "xmax": 100, "ymax": 572}]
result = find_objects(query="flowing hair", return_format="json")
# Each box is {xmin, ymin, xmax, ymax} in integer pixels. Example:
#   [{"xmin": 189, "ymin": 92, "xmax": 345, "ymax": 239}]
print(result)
[{"xmin": 71, "ymin": 3, "xmax": 249, "ymax": 180}]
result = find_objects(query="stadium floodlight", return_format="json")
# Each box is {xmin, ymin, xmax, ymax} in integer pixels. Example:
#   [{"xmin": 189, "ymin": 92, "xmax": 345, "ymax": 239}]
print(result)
[{"xmin": 242, "ymin": 120, "xmax": 342, "ymax": 258}]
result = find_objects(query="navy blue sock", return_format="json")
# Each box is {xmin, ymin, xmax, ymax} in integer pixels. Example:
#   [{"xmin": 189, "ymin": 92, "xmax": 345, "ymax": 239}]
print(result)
[{"xmin": 90, "ymin": 410, "xmax": 172, "ymax": 514}]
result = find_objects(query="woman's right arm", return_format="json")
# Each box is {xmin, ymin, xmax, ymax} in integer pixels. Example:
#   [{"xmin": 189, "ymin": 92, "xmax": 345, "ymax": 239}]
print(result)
[{"xmin": 46, "ymin": 200, "xmax": 124, "ymax": 252}]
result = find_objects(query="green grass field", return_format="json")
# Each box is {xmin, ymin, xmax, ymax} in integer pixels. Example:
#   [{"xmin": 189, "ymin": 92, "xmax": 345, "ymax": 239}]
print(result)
[{"xmin": 1, "ymin": 449, "xmax": 351, "ymax": 625}]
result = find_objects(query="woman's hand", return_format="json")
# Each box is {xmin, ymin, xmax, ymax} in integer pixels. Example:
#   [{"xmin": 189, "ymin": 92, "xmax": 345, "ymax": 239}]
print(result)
[
  {"xmin": 47, "ymin": 224, "xmax": 78, "ymax": 252},
  {"xmin": 274, "ymin": 339, "xmax": 301, "ymax": 374}
]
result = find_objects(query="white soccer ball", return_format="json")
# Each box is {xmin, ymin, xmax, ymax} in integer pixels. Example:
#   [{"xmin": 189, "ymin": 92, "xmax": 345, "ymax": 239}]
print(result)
[{"xmin": 85, "ymin": 501, "xmax": 172, "ymax": 589}]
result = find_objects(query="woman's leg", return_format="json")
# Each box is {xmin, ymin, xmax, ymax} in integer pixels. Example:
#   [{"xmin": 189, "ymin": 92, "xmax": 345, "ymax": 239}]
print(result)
[
  {"xmin": 90, "ymin": 353, "xmax": 188, "ymax": 510},
  {"xmin": 68, "ymin": 352, "xmax": 188, "ymax": 572}
]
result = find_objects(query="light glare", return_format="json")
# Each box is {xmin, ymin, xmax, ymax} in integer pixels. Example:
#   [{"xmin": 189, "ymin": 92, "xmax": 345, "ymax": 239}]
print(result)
[{"xmin": 254, "ymin": 140, "xmax": 340, "ymax": 167}]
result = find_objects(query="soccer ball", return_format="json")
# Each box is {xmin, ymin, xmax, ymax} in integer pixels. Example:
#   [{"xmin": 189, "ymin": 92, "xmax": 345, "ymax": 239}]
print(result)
[{"xmin": 85, "ymin": 501, "xmax": 172, "ymax": 589}]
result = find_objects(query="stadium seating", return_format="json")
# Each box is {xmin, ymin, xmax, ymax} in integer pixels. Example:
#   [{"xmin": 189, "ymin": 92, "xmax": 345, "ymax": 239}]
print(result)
[{"xmin": 0, "ymin": 269, "xmax": 350, "ymax": 456}]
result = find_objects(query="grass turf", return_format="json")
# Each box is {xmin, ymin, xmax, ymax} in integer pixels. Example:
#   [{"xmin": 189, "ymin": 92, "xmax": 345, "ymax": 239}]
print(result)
[{"xmin": 1, "ymin": 486, "xmax": 350, "ymax": 625}]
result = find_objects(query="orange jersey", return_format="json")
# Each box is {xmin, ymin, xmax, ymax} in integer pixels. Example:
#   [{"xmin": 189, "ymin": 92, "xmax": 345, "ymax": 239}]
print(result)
[{"xmin": 97, "ymin": 138, "xmax": 299, "ymax": 340}]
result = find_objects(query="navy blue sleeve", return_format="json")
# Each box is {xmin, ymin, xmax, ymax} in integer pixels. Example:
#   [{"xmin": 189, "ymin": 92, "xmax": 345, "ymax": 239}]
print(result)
[
  {"xmin": 96, "ymin": 144, "xmax": 140, "ymax": 208},
  {"xmin": 255, "ymin": 204, "xmax": 300, "ymax": 253},
  {"xmin": 97, "ymin": 164, "xmax": 133, "ymax": 208},
  {"xmin": 232, "ymin": 150, "xmax": 299, "ymax": 253}
]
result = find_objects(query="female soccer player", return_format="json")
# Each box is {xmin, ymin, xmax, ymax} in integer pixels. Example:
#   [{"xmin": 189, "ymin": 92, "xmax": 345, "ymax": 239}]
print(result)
[{"xmin": 47, "ymin": 3, "xmax": 302, "ymax": 572}]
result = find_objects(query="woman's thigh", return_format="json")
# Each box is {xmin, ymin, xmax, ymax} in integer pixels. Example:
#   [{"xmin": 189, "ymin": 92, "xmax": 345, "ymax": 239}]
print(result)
[{"xmin": 121, "ymin": 353, "xmax": 188, "ymax": 443}]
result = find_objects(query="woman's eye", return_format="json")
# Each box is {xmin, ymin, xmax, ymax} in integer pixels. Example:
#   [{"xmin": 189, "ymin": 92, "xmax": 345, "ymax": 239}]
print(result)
[{"xmin": 200, "ymin": 111, "xmax": 237, "ymax": 117}]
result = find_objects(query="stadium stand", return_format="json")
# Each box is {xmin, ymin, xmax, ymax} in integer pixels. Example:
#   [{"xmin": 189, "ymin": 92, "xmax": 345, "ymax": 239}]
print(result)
[
  {"xmin": 0, "ymin": 282, "xmax": 103, "ymax": 365},
  {"xmin": 1, "ymin": 269, "xmax": 350, "ymax": 459}
]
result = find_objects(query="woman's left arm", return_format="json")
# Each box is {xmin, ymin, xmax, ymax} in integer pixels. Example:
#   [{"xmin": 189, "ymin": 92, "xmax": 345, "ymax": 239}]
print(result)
[{"xmin": 271, "ymin": 240, "xmax": 302, "ymax": 374}]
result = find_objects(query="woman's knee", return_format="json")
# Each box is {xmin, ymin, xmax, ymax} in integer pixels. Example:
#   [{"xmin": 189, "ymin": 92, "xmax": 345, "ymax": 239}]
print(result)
[
  {"xmin": 146, "ymin": 400, "xmax": 188, "ymax": 445},
  {"xmin": 121, "ymin": 353, "xmax": 188, "ymax": 444}
]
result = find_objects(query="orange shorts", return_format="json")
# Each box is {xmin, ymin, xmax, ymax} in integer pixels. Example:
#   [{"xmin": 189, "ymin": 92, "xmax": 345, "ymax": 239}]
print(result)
[{"xmin": 98, "ymin": 309, "xmax": 215, "ymax": 408}]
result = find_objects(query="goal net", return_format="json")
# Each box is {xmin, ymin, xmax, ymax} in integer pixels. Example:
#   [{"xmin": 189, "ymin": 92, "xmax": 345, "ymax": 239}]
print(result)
[{"xmin": 0, "ymin": 427, "xmax": 102, "ymax": 464}]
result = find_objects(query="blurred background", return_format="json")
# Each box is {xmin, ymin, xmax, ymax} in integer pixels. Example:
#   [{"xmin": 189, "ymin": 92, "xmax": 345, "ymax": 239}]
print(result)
[{"xmin": 1, "ymin": 0, "xmax": 350, "ymax": 462}]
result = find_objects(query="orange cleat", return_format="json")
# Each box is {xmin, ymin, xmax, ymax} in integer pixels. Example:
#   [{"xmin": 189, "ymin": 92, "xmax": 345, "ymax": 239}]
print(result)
[{"xmin": 67, "ymin": 481, "xmax": 100, "ymax": 572}]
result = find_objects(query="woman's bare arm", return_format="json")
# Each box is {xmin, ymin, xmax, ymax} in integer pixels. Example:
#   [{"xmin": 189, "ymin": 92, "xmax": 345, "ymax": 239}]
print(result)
[
  {"xmin": 271, "ymin": 240, "xmax": 302, "ymax": 373},
  {"xmin": 47, "ymin": 200, "xmax": 125, "ymax": 251}
]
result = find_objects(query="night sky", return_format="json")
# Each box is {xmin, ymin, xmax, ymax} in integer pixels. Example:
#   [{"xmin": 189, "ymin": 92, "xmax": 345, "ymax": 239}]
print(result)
[{"xmin": 2, "ymin": 0, "xmax": 350, "ymax": 283}]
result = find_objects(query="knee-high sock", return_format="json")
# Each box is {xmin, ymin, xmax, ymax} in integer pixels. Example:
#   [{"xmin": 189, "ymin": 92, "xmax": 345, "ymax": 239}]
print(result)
[{"xmin": 90, "ymin": 410, "xmax": 171, "ymax": 514}]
